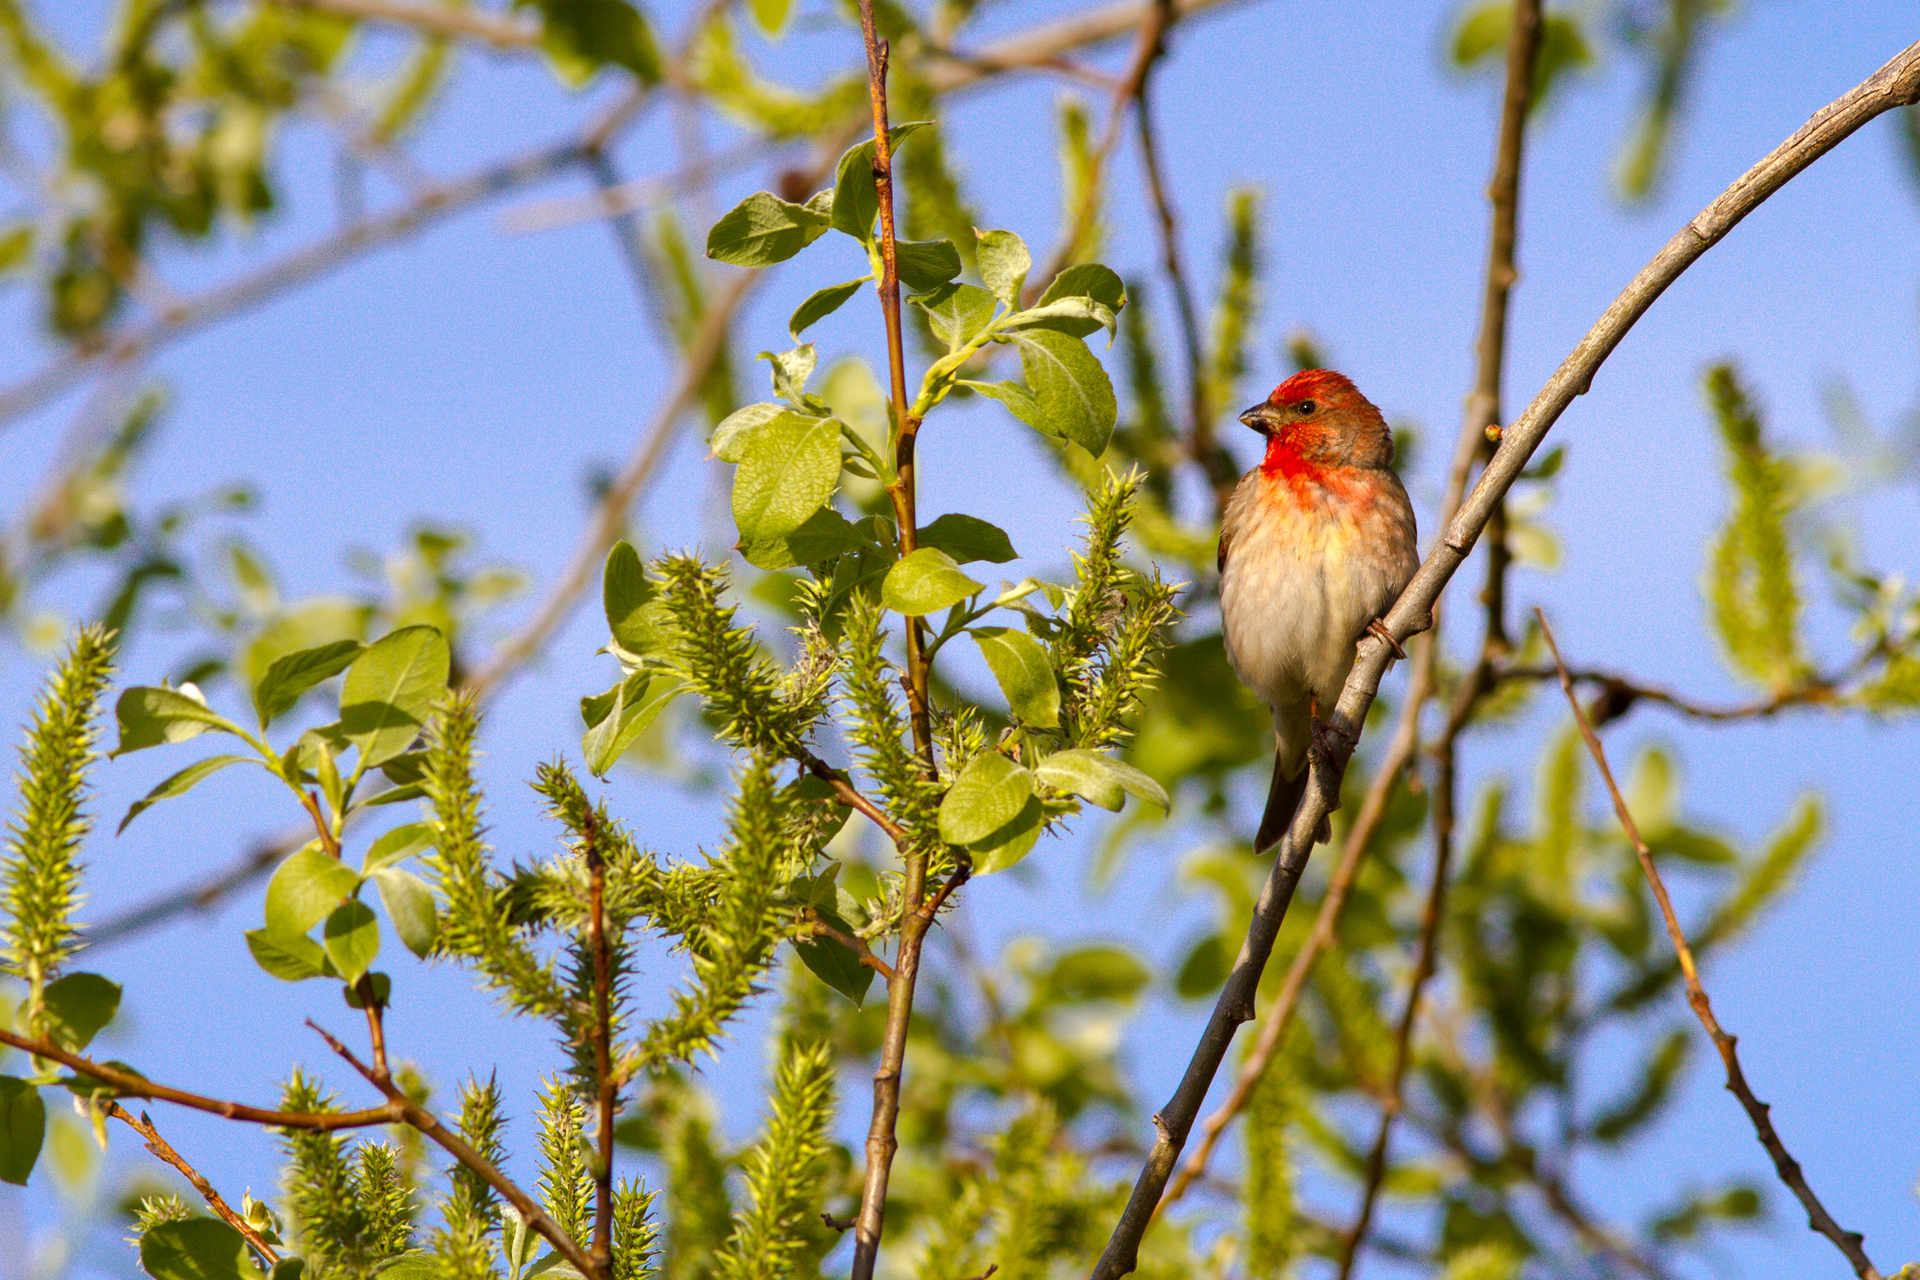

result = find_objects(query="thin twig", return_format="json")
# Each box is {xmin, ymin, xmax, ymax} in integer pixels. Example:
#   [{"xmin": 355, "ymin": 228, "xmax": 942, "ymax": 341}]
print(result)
[
  {"xmin": 306, "ymin": 1019, "xmax": 600, "ymax": 1277},
  {"xmin": 0, "ymin": 1028, "xmax": 399, "ymax": 1130},
  {"xmin": 1090, "ymin": 36, "xmax": 1920, "ymax": 1279},
  {"xmin": 807, "ymin": 914, "xmax": 896, "ymax": 981},
  {"xmin": 1334, "ymin": 708, "xmax": 1461, "ymax": 1280},
  {"xmin": 584, "ymin": 814, "xmax": 617, "ymax": 1273},
  {"xmin": 104, "ymin": 1102, "xmax": 281, "ymax": 1265},
  {"xmin": 464, "ymin": 267, "xmax": 757, "ymax": 696},
  {"xmin": 1130, "ymin": 7, "xmax": 1237, "ymax": 507},
  {"xmin": 802, "ymin": 753, "xmax": 909, "ymax": 846},
  {"xmin": 922, "ymin": 0, "xmax": 1249, "ymax": 95},
  {"xmin": 1026, "ymin": 0, "xmax": 1175, "ymax": 304},
  {"xmin": 270, "ymin": 0, "xmax": 540, "ymax": 47},
  {"xmin": 847, "ymin": 11, "xmax": 939, "ymax": 1275},
  {"xmin": 1535, "ymin": 609, "xmax": 1882, "ymax": 1280},
  {"xmin": 0, "ymin": 89, "xmax": 654, "ymax": 429}
]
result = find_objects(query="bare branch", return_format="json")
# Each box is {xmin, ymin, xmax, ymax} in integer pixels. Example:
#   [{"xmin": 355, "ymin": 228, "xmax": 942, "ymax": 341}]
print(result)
[
  {"xmin": 271, "ymin": 0, "xmax": 539, "ymax": 48},
  {"xmin": 1536, "ymin": 609, "xmax": 1882, "ymax": 1280},
  {"xmin": 1091, "ymin": 35, "xmax": 1920, "ymax": 1279},
  {"xmin": 0, "ymin": 1028, "xmax": 398, "ymax": 1131},
  {"xmin": 105, "ymin": 1102, "xmax": 281, "ymax": 1265}
]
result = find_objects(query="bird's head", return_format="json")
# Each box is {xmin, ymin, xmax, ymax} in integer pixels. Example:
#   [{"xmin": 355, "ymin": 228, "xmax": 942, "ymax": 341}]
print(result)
[{"xmin": 1240, "ymin": 369, "xmax": 1395, "ymax": 471}]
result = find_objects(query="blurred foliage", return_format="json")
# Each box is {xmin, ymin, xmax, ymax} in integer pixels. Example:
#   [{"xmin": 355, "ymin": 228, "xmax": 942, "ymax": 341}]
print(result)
[{"xmin": 0, "ymin": 0, "xmax": 1916, "ymax": 1278}]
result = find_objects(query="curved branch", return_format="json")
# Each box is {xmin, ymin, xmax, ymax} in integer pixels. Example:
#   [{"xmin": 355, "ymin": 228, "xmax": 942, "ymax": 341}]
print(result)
[{"xmin": 1090, "ymin": 34, "xmax": 1920, "ymax": 1280}]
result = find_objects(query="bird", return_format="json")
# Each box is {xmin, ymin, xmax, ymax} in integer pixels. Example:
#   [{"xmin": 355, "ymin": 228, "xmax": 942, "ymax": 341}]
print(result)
[{"xmin": 1217, "ymin": 369, "xmax": 1420, "ymax": 854}]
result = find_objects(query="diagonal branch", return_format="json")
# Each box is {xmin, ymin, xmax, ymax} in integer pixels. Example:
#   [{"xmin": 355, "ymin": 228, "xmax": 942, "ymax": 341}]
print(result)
[
  {"xmin": 105, "ymin": 1102, "xmax": 282, "ymax": 1265},
  {"xmin": 1536, "ymin": 609, "xmax": 1882, "ymax": 1280},
  {"xmin": 1091, "ymin": 34, "xmax": 1920, "ymax": 1279}
]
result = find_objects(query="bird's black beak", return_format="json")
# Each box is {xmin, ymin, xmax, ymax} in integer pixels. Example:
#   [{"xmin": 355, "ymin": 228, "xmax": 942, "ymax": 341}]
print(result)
[{"xmin": 1239, "ymin": 403, "xmax": 1281, "ymax": 434}]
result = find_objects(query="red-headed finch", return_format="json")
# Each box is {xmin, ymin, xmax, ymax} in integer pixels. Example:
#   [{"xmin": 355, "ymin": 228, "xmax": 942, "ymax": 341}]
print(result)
[{"xmin": 1218, "ymin": 369, "xmax": 1419, "ymax": 852}]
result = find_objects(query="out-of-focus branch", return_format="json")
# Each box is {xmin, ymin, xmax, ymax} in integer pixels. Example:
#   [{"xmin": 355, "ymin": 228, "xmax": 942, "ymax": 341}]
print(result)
[
  {"xmin": 105, "ymin": 1102, "xmax": 281, "ymax": 1265},
  {"xmin": 463, "ymin": 266, "xmax": 756, "ymax": 696},
  {"xmin": 924, "ymin": 0, "xmax": 1251, "ymax": 93},
  {"xmin": 1027, "ymin": 0, "xmax": 1176, "ymax": 303},
  {"xmin": 1536, "ymin": 609, "xmax": 1883, "ymax": 1280},
  {"xmin": 1091, "ymin": 35, "xmax": 1920, "ymax": 1279},
  {"xmin": 272, "ymin": 0, "xmax": 540, "ymax": 48},
  {"xmin": 0, "ymin": 89, "xmax": 653, "ymax": 430}
]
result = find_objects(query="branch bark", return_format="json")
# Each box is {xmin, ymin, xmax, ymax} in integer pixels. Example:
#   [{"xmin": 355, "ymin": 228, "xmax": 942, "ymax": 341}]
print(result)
[
  {"xmin": 270, "ymin": 0, "xmax": 539, "ymax": 48},
  {"xmin": 1090, "ymin": 34, "xmax": 1920, "ymax": 1279},
  {"xmin": 105, "ymin": 1102, "xmax": 282, "ymax": 1265},
  {"xmin": 1536, "ymin": 609, "xmax": 1882, "ymax": 1280}
]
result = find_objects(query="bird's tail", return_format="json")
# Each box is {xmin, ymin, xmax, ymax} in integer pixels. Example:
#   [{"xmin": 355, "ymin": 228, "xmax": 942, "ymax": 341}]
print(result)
[
  {"xmin": 1255, "ymin": 754, "xmax": 1308, "ymax": 854},
  {"xmin": 1254, "ymin": 754, "xmax": 1330, "ymax": 854}
]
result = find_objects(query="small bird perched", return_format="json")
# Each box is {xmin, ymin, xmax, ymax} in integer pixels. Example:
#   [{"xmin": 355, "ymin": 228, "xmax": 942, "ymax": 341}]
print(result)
[{"xmin": 1218, "ymin": 369, "xmax": 1420, "ymax": 853}]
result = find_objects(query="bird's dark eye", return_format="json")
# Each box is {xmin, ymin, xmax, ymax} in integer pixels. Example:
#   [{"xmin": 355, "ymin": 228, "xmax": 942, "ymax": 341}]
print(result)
[{"xmin": 1295, "ymin": 400, "xmax": 1317, "ymax": 415}]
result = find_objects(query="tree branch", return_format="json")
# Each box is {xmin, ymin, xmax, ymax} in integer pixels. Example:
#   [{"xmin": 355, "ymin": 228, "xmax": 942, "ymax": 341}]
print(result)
[
  {"xmin": 1536, "ymin": 609, "xmax": 1882, "ymax": 1280},
  {"xmin": 1090, "ymin": 34, "xmax": 1920, "ymax": 1279},
  {"xmin": 584, "ymin": 812, "xmax": 617, "ymax": 1274},
  {"xmin": 105, "ymin": 1102, "xmax": 281, "ymax": 1265},
  {"xmin": 270, "ymin": 0, "xmax": 539, "ymax": 49},
  {"xmin": 0, "ymin": 1028, "xmax": 398, "ymax": 1131},
  {"xmin": 307, "ymin": 1018, "xmax": 601, "ymax": 1278}
]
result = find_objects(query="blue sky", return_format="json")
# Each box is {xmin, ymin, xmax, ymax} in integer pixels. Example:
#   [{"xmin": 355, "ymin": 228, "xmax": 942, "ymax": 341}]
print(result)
[{"xmin": 1, "ymin": 0, "xmax": 1917, "ymax": 1275}]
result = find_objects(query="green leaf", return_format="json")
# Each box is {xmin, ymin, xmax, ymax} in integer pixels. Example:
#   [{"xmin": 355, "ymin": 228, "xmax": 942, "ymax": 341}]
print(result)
[
  {"xmin": 1013, "ymin": 329, "xmax": 1117, "ymax": 455},
  {"xmin": 264, "ymin": 845, "xmax": 361, "ymax": 939},
  {"xmin": 830, "ymin": 122, "xmax": 931, "ymax": 242},
  {"xmin": 710, "ymin": 402, "xmax": 784, "ymax": 464},
  {"xmin": 1035, "ymin": 748, "xmax": 1169, "ymax": 811},
  {"xmin": 789, "ymin": 276, "xmax": 870, "ymax": 339},
  {"xmin": 370, "ymin": 867, "xmax": 438, "ymax": 958},
  {"xmin": 527, "ymin": 0, "xmax": 661, "ymax": 86},
  {"xmin": 602, "ymin": 540, "xmax": 655, "ymax": 655},
  {"xmin": 881, "ymin": 548, "xmax": 982, "ymax": 616},
  {"xmin": 245, "ymin": 928, "xmax": 336, "ymax": 982},
  {"xmin": 254, "ymin": 639, "xmax": 364, "ymax": 728},
  {"xmin": 340, "ymin": 625, "xmax": 450, "ymax": 769},
  {"xmin": 975, "ymin": 228, "xmax": 1030, "ymax": 307},
  {"xmin": 1039, "ymin": 262, "xmax": 1126, "ymax": 321},
  {"xmin": 139, "ymin": 1217, "xmax": 264, "ymax": 1280},
  {"xmin": 323, "ymin": 900, "xmax": 380, "ymax": 984},
  {"xmin": 112, "ymin": 686, "xmax": 243, "ymax": 757},
  {"xmin": 938, "ymin": 752, "xmax": 1034, "ymax": 846},
  {"xmin": 961, "ymin": 379, "xmax": 1044, "ymax": 431},
  {"xmin": 705, "ymin": 191, "xmax": 830, "ymax": 267},
  {"xmin": 41, "ymin": 973, "xmax": 120, "ymax": 1051},
  {"xmin": 748, "ymin": 0, "xmax": 792, "ymax": 36},
  {"xmin": 343, "ymin": 972, "xmax": 392, "ymax": 1009},
  {"xmin": 1176, "ymin": 933, "xmax": 1229, "ymax": 998},
  {"xmin": 968, "ymin": 797, "xmax": 1043, "ymax": 874},
  {"xmin": 581, "ymin": 671, "xmax": 677, "ymax": 776},
  {"xmin": 0, "ymin": 1078, "xmax": 44, "ymax": 1186},
  {"xmin": 919, "ymin": 513, "xmax": 1016, "ymax": 565},
  {"xmin": 911, "ymin": 283, "xmax": 997, "ymax": 352},
  {"xmin": 363, "ymin": 822, "xmax": 435, "ymax": 873},
  {"xmin": 738, "ymin": 506, "xmax": 866, "ymax": 571},
  {"xmin": 119, "ymin": 754, "xmax": 255, "ymax": 834},
  {"xmin": 793, "ymin": 907, "xmax": 875, "ymax": 1006},
  {"xmin": 1005, "ymin": 295, "xmax": 1118, "ymax": 344},
  {"xmin": 759, "ymin": 344, "xmax": 817, "ymax": 402},
  {"xmin": 731, "ymin": 412, "xmax": 842, "ymax": 542},
  {"xmin": 1044, "ymin": 944, "xmax": 1151, "ymax": 1003},
  {"xmin": 971, "ymin": 627, "xmax": 1059, "ymax": 727},
  {"xmin": 893, "ymin": 239, "xmax": 963, "ymax": 292}
]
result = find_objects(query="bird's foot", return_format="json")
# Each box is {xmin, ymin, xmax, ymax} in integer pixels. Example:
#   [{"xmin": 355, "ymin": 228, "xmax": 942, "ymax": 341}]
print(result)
[
  {"xmin": 1364, "ymin": 616, "xmax": 1406, "ymax": 660},
  {"xmin": 1309, "ymin": 714, "xmax": 1357, "ymax": 767}
]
